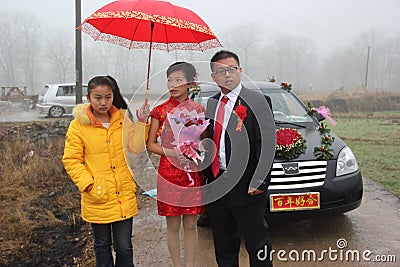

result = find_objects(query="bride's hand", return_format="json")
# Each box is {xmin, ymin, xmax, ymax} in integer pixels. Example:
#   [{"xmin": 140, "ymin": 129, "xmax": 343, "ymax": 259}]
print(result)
[{"xmin": 173, "ymin": 149, "xmax": 192, "ymax": 164}]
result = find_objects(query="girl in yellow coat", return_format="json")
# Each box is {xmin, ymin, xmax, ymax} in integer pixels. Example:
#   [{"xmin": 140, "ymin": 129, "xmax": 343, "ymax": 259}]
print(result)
[{"xmin": 62, "ymin": 76, "xmax": 149, "ymax": 267}]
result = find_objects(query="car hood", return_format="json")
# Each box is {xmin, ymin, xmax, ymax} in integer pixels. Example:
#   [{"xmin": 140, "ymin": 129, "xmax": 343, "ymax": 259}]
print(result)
[{"xmin": 273, "ymin": 125, "xmax": 346, "ymax": 162}]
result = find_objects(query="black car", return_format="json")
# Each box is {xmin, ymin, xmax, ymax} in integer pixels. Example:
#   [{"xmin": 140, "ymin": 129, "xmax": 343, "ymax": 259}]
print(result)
[{"xmin": 192, "ymin": 81, "xmax": 363, "ymax": 215}]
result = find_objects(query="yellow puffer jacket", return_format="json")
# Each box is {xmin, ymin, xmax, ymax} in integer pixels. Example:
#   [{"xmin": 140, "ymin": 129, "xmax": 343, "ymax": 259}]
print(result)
[{"xmin": 62, "ymin": 104, "xmax": 149, "ymax": 223}]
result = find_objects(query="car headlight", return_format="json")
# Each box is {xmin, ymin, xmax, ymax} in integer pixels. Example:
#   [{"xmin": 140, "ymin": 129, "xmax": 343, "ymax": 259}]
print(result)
[{"xmin": 336, "ymin": 146, "xmax": 359, "ymax": 176}]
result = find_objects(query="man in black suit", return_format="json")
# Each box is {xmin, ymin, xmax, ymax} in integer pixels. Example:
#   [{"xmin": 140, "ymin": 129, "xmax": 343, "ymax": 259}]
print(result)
[{"xmin": 202, "ymin": 50, "xmax": 275, "ymax": 267}]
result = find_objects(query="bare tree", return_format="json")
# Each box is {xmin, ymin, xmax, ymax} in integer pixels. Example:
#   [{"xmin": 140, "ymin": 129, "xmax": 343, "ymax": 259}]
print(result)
[
  {"xmin": 221, "ymin": 22, "xmax": 264, "ymax": 73},
  {"xmin": 361, "ymin": 31, "xmax": 400, "ymax": 90},
  {"xmin": 83, "ymin": 41, "xmax": 110, "ymax": 79},
  {"xmin": 381, "ymin": 34, "xmax": 400, "ymax": 90},
  {"xmin": 0, "ymin": 11, "xmax": 43, "ymax": 94},
  {"xmin": 46, "ymin": 30, "xmax": 74, "ymax": 83},
  {"xmin": 267, "ymin": 34, "xmax": 317, "ymax": 89},
  {"xmin": 0, "ymin": 12, "xmax": 22, "ymax": 86},
  {"xmin": 350, "ymin": 30, "xmax": 382, "ymax": 89},
  {"xmin": 320, "ymin": 47, "xmax": 356, "ymax": 90},
  {"xmin": 20, "ymin": 13, "xmax": 42, "ymax": 94},
  {"xmin": 109, "ymin": 46, "xmax": 148, "ymax": 92}
]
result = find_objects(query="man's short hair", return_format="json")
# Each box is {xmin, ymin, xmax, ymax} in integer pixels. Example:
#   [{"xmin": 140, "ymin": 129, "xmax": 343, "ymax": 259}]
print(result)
[{"xmin": 210, "ymin": 50, "xmax": 240, "ymax": 71}]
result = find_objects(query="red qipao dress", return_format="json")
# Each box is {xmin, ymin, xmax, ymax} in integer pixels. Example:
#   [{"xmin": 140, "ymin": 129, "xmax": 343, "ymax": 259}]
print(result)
[{"xmin": 150, "ymin": 97, "xmax": 205, "ymax": 216}]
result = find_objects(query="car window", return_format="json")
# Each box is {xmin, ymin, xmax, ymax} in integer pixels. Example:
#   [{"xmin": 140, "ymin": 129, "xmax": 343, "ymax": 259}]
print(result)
[
  {"xmin": 56, "ymin": 86, "xmax": 72, "ymax": 96},
  {"xmin": 55, "ymin": 85, "xmax": 87, "ymax": 97},
  {"xmin": 56, "ymin": 87, "xmax": 64, "ymax": 96},
  {"xmin": 40, "ymin": 86, "xmax": 49, "ymax": 97}
]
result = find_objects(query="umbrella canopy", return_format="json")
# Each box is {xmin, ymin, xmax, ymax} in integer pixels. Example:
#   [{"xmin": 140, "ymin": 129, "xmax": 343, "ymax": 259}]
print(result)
[
  {"xmin": 79, "ymin": 0, "xmax": 222, "ymax": 103},
  {"xmin": 79, "ymin": 0, "xmax": 222, "ymax": 51}
]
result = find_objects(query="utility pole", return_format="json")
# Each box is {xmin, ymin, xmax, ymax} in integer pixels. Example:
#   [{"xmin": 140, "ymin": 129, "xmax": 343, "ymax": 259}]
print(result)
[
  {"xmin": 75, "ymin": 0, "xmax": 83, "ymax": 104},
  {"xmin": 364, "ymin": 45, "xmax": 371, "ymax": 88}
]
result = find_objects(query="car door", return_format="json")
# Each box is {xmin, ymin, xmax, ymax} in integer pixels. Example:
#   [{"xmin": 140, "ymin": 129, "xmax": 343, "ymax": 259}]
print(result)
[{"xmin": 54, "ymin": 85, "xmax": 75, "ymax": 114}]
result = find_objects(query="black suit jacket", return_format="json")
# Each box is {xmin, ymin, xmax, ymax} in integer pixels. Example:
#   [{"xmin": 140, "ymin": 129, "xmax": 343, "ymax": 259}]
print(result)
[{"xmin": 203, "ymin": 86, "xmax": 276, "ymax": 206}]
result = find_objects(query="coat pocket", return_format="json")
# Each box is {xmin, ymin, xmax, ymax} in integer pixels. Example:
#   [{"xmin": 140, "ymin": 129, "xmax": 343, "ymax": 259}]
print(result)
[{"xmin": 85, "ymin": 176, "xmax": 110, "ymax": 204}]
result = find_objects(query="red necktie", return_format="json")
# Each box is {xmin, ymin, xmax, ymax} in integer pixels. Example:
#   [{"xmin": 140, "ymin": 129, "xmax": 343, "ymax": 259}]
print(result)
[{"xmin": 212, "ymin": 96, "xmax": 229, "ymax": 177}]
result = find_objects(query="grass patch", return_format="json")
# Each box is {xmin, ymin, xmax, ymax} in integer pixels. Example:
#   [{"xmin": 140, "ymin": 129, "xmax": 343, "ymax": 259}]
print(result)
[
  {"xmin": 0, "ymin": 136, "xmax": 92, "ymax": 266},
  {"xmin": 333, "ymin": 112, "xmax": 400, "ymax": 197}
]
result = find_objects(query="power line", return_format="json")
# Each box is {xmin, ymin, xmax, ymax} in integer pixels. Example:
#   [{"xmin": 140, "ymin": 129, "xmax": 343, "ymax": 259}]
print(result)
[{"xmin": 233, "ymin": 0, "xmax": 323, "ymax": 36}]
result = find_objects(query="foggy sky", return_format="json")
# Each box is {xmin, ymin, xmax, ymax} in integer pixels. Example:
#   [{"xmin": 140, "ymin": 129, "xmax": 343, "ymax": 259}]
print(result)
[{"xmin": 3, "ymin": 0, "xmax": 400, "ymax": 57}]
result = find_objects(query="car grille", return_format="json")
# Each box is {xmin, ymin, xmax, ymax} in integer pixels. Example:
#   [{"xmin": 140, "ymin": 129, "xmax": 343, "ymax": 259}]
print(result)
[{"xmin": 268, "ymin": 161, "xmax": 327, "ymax": 190}]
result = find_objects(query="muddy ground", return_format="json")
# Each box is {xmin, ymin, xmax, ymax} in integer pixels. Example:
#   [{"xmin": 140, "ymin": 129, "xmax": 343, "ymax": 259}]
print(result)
[
  {"xmin": 5, "ymin": 177, "xmax": 398, "ymax": 267},
  {"xmin": 132, "ymin": 177, "xmax": 400, "ymax": 267}
]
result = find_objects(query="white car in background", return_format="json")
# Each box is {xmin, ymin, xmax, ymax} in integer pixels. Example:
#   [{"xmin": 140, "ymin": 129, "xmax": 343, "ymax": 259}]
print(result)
[{"xmin": 37, "ymin": 83, "xmax": 88, "ymax": 118}]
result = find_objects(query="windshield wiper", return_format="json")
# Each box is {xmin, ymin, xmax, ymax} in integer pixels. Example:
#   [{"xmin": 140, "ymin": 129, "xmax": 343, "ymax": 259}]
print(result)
[{"xmin": 274, "ymin": 120, "xmax": 307, "ymax": 128}]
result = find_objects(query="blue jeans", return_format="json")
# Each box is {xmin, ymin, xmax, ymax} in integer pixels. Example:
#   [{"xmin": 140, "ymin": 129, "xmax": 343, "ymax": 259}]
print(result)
[{"xmin": 91, "ymin": 217, "xmax": 134, "ymax": 267}]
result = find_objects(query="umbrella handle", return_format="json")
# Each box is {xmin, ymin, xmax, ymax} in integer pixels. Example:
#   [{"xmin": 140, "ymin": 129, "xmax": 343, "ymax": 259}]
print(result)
[
  {"xmin": 145, "ymin": 21, "xmax": 155, "ymax": 106},
  {"xmin": 145, "ymin": 89, "xmax": 149, "ymax": 106}
]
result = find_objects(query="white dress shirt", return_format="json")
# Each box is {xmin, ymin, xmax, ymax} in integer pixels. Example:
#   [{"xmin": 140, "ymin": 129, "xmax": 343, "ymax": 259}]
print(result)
[{"xmin": 215, "ymin": 84, "xmax": 242, "ymax": 170}]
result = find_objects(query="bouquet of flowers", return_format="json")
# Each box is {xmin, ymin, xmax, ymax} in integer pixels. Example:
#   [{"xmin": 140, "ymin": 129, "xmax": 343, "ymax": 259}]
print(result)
[
  {"xmin": 167, "ymin": 108, "xmax": 209, "ymax": 165},
  {"xmin": 275, "ymin": 128, "xmax": 307, "ymax": 159}
]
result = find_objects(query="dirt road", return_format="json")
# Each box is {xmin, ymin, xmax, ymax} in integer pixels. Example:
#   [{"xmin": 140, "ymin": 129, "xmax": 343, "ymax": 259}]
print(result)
[{"xmin": 132, "ymin": 178, "xmax": 399, "ymax": 267}]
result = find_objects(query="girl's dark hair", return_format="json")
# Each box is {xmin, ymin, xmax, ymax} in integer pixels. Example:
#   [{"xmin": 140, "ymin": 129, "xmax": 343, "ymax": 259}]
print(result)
[
  {"xmin": 210, "ymin": 50, "xmax": 240, "ymax": 71},
  {"xmin": 166, "ymin": 62, "xmax": 196, "ymax": 83},
  {"xmin": 105, "ymin": 75, "xmax": 128, "ymax": 110},
  {"xmin": 106, "ymin": 75, "xmax": 134, "ymax": 121},
  {"xmin": 87, "ymin": 75, "xmax": 128, "ymax": 110}
]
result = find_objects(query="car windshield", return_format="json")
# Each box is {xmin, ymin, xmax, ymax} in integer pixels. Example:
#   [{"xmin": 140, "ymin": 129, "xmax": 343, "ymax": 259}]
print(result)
[
  {"xmin": 194, "ymin": 89, "xmax": 314, "ymax": 123},
  {"xmin": 262, "ymin": 90, "xmax": 314, "ymax": 123}
]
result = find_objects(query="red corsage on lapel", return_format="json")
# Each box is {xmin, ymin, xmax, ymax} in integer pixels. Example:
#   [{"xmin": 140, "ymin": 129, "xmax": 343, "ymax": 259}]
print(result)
[{"xmin": 233, "ymin": 100, "xmax": 247, "ymax": 132}]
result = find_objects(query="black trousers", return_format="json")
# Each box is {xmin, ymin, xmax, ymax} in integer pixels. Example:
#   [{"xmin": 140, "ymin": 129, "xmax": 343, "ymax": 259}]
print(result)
[
  {"xmin": 91, "ymin": 218, "xmax": 134, "ymax": 267},
  {"xmin": 208, "ymin": 194, "xmax": 273, "ymax": 267}
]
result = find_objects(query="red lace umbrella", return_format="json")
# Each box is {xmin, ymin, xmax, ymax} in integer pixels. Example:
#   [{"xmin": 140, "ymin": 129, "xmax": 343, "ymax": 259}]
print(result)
[{"xmin": 79, "ymin": 0, "xmax": 222, "ymax": 103}]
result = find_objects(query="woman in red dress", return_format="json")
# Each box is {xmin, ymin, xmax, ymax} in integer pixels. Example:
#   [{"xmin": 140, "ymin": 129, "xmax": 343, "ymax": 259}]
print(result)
[{"xmin": 146, "ymin": 62, "xmax": 204, "ymax": 267}]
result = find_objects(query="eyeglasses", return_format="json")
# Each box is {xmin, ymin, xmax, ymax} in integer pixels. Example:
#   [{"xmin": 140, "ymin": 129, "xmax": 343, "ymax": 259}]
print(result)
[{"xmin": 212, "ymin": 66, "xmax": 240, "ymax": 76}]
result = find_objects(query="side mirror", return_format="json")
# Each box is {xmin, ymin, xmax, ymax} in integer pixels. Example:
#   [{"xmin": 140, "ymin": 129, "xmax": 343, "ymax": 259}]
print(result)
[
  {"xmin": 316, "ymin": 113, "xmax": 325, "ymax": 122},
  {"xmin": 308, "ymin": 110, "xmax": 325, "ymax": 122}
]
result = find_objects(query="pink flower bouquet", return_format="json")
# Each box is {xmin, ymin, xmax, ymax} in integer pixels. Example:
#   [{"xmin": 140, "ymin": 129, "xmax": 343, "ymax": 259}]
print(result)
[{"xmin": 167, "ymin": 108, "xmax": 209, "ymax": 165}]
